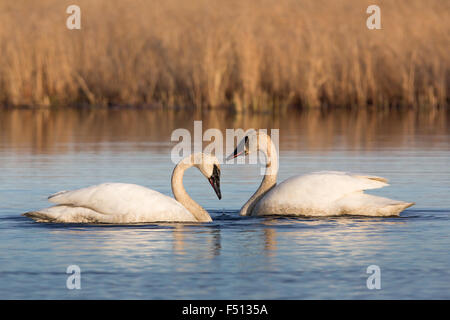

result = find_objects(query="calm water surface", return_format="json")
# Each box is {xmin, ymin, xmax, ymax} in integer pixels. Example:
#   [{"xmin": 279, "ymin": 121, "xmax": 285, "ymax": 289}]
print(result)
[{"xmin": 0, "ymin": 108, "xmax": 449, "ymax": 299}]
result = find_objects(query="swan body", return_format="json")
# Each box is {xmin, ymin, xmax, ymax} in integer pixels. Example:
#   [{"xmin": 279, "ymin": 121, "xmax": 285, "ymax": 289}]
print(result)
[
  {"xmin": 26, "ymin": 183, "xmax": 197, "ymax": 223},
  {"xmin": 229, "ymin": 131, "xmax": 414, "ymax": 217},
  {"xmin": 24, "ymin": 153, "xmax": 221, "ymax": 223},
  {"xmin": 251, "ymin": 171, "xmax": 413, "ymax": 216}
]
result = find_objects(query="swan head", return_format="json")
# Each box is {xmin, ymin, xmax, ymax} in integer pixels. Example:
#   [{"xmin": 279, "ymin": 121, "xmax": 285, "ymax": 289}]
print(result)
[
  {"xmin": 227, "ymin": 130, "xmax": 278, "ymax": 176},
  {"xmin": 190, "ymin": 153, "xmax": 222, "ymax": 200}
]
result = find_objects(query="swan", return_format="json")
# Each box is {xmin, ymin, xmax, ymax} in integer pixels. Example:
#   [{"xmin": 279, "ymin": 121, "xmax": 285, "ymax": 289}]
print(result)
[
  {"xmin": 23, "ymin": 153, "xmax": 221, "ymax": 223},
  {"xmin": 227, "ymin": 131, "xmax": 414, "ymax": 217}
]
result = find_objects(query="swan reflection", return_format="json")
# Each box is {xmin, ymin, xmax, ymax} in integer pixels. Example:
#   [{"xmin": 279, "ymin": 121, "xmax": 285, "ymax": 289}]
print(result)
[{"xmin": 47, "ymin": 223, "xmax": 222, "ymax": 271}]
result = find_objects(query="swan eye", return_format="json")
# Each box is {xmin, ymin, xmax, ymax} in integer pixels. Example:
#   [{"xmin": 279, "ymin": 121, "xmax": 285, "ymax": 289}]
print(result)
[
  {"xmin": 244, "ymin": 136, "xmax": 250, "ymax": 151},
  {"xmin": 212, "ymin": 164, "xmax": 220, "ymax": 179}
]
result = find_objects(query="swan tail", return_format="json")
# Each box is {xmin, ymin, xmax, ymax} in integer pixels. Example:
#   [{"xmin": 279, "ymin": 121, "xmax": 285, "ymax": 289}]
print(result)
[
  {"xmin": 23, "ymin": 206, "xmax": 109, "ymax": 223},
  {"xmin": 23, "ymin": 211, "xmax": 57, "ymax": 223},
  {"xmin": 338, "ymin": 193, "xmax": 415, "ymax": 216},
  {"xmin": 384, "ymin": 201, "xmax": 415, "ymax": 215}
]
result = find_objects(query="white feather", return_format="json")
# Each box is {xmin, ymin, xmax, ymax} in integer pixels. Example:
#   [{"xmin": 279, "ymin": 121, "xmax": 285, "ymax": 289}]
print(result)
[
  {"xmin": 26, "ymin": 183, "xmax": 197, "ymax": 223},
  {"xmin": 252, "ymin": 171, "xmax": 414, "ymax": 216}
]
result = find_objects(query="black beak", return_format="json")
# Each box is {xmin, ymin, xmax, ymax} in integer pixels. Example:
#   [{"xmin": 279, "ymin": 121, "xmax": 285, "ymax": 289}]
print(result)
[
  {"xmin": 226, "ymin": 136, "xmax": 248, "ymax": 161},
  {"xmin": 208, "ymin": 165, "xmax": 222, "ymax": 200},
  {"xmin": 226, "ymin": 147, "xmax": 243, "ymax": 161}
]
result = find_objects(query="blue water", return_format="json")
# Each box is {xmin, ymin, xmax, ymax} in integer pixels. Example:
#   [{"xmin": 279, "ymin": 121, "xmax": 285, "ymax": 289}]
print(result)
[{"xmin": 0, "ymin": 109, "xmax": 449, "ymax": 299}]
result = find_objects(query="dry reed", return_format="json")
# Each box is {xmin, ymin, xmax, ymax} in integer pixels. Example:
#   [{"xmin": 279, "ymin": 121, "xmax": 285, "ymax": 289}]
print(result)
[{"xmin": 0, "ymin": 0, "xmax": 449, "ymax": 110}]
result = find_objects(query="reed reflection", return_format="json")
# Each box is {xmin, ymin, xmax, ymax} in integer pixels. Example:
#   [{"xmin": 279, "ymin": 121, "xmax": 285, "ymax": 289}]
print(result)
[{"xmin": 1, "ymin": 108, "xmax": 449, "ymax": 154}]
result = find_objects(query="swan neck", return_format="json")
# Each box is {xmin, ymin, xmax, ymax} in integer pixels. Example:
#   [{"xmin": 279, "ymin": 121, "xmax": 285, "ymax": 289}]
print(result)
[
  {"xmin": 171, "ymin": 158, "xmax": 212, "ymax": 222},
  {"xmin": 239, "ymin": 133, "xmax": 278, "ymax": 216}
]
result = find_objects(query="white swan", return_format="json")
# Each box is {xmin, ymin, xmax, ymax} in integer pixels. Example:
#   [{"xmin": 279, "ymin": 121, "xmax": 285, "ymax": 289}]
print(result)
[
  {"xmin": 24, "ymin": 153, "xmax": 221, "ymax": 223},
  {"xmin": 227, "ymin": 131, "xmax": 414, "ymax": 217}
]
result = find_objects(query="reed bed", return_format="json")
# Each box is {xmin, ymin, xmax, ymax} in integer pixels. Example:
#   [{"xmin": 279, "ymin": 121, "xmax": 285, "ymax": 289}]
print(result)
[{"xmin": 0, "ymin": 0, "xmax": 449, "ymax": 110}]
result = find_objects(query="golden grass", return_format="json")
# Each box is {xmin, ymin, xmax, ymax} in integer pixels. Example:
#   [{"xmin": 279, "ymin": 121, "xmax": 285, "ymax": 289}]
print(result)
[{"xmin": 0, "ymin": 0, "xmax": 449, "ymax": 109}]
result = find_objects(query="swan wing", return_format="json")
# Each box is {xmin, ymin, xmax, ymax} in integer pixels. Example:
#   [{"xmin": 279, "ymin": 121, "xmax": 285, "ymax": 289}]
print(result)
[
  {"xmin": 253, "ymin": 171, "xmax": 413, "ymax": 216},
  {"xmin": 39, "ymin": 183, "xmax": 196, "ymax": 222},
  {"xmin": 264, "ymin": 171, "xmax": 390, "ymax": 202}
]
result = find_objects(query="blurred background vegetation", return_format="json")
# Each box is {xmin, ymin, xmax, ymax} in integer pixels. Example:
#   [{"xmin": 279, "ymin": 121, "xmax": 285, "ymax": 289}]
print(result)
[{"xmin": 0, "ymin": 0, "xmax": 448, "ymax": 110}]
